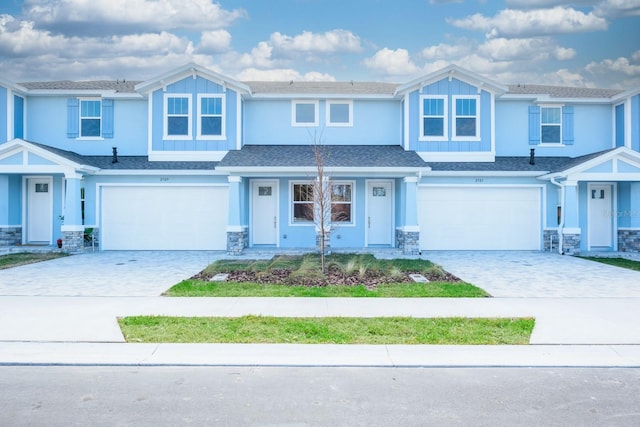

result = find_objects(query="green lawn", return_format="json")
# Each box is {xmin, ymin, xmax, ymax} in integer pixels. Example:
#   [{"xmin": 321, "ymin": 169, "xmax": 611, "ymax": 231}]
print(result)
[
  {"xmin": 581, "ymin": 257, "xmax": 640, "ymax": 272},
  {"xmin": 119, "ymin": 316, "xmax": 534, "ymax": 345},
  {"xmin": 0, "ymin": 252, "xmax": 68, "ymax": 270},
  {"xmin": 165, "ymin": 280, "xmax": 488, "ymax": 297}
]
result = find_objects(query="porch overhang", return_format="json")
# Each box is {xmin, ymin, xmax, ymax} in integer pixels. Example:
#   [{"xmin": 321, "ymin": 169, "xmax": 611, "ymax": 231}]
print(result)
[
  {"xmin": 0, "ymin": 139, "xmax": 99, "ymax": 176},
  {"xmin": 538, "ymin": 147, "xmax": 640, "ymax": 182}
]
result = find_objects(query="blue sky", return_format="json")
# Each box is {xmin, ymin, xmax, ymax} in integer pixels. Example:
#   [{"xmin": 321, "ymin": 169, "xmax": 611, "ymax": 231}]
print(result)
[{"xmin": 0, "ymin": 0, "xmax": 639, "ymax": 88}]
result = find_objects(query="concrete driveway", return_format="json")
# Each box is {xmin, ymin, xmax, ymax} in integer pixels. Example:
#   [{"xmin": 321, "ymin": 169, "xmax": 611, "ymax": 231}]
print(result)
[
  {"xmin": 0, "ymin": 251, "xmax": 221, "ymax": 296},
  {"xmin": 425, "ymin": 251, "xmax": 640, "ymax": 297}
]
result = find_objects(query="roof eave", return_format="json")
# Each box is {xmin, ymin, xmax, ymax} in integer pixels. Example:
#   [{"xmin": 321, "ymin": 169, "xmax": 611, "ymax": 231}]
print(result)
[{"xmin": 135, "ymin": 63, "xmax": 251, "ymax": 95}]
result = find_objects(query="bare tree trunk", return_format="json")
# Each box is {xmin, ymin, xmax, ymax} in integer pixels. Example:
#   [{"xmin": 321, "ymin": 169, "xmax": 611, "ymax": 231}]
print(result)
[{"xmin": 311, "ymin": 143, "xmax": 331, "ymax": 274}]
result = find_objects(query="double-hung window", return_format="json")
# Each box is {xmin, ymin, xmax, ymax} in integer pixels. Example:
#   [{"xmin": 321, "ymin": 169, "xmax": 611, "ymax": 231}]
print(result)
[
  {"xmin": 197, "ymin": 94, "xmax": 225, "ymax": 139},
  {"xmin": 331, "ymin": 183, "xmax": 352, "ymax": 222},
  {"xmin": 292, "ymin": 183, "xmax": 314, "ymax": 223},
  {"xmin": 80, "ymin": 99, "xmax": 102, "ymax": 138},
  {"xmin": 540, "ymin": 106, "xmax": 561, "ymax": 144},
  {"xmin": 420, "ymin": 96, "xmax": 447, "ymax": 141},
  {"xmin": 452, "ymin": 96, "xmax": 479, "ymax": 140},
  {"xmin": 327, "ymin": 101, "xmax": 353, "ymax": 127},
  {"xmin": 292, "ymin": 100, "xmax": 319, "ymax": 126},
  {"xmin": 164, "ymin": 94, "xmax": 192, "ymax": 139}
]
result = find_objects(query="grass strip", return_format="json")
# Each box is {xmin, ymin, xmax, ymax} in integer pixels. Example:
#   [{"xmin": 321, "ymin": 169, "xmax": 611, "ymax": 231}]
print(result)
[
  {"xmin": 164, "ymin": 280, "xmax": 488, "ymax": 297},
  {"xmin": 0, "ymin": 252, "xmax": 68, "ymax": 270},
  {"xmin": 580, "ymin": 257, "xmax": 640, "ymax": 272},
  {"xmin": 118, "ymin": 316, "xmax": 534, "ymax": 345}
]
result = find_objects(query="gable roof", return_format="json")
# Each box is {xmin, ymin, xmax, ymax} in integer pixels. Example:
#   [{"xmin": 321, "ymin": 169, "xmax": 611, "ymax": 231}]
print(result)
[
  {"xmin": 20, "ymin": 80, "xmax": 140, "ymax": 93},
  {"xmin": 395, "ymin": 64, "xmax": 508, "ymax": 97},
  {"xmin": 506, "ymin": 84, "xmax": 622, "ymax": 99},
  {"xmin": 538, "ymin": 147, "xmax": 640, "ymax": 179},
  {"xmin": 135, "ymin": 62, "xmax": 251, "ymax": 95},
  {"xmin": 246, "ymin": 81, "xmax": 398, "ymax": 98}
]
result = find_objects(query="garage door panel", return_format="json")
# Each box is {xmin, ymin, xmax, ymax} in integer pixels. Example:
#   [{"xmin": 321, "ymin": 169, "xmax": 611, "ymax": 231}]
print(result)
[
  {"xmin": 101, "ymin": 186, "xmax": 228, "ymax": 250},
  {"xmin": 419, "ymin": 187, "xmax": 541, "ymax": 250}
]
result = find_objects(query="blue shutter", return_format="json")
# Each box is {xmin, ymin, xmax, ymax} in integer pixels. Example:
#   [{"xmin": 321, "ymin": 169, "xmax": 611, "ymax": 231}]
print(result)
[
  {"xmin": 562, "ymin": 106, "xmax": 574, "ymax": 145},
  {"xmin": 67, "ymin": 98, "xmax": 79, "ymax": 138},
  {"xmin": 102, "ymin": 99, "xmax": 114, "ymax": 138},
  {"xmin": 528, "ymin": 105, "xmax": 540, "ymax": 145}
]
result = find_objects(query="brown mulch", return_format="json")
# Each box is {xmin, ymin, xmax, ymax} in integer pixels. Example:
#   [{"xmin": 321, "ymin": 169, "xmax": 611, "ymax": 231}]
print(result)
[{"xmin": 191, "ymin": 266, "xmax": 460, "ymax": 287}]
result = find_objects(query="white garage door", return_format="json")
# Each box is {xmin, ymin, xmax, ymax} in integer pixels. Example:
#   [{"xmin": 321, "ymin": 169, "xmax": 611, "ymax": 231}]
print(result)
[
  {"xmin": 419, "ymin": 186, "xmax": 541, "ymax": 250},
  {"xmin": 101, "ymin": 185, "xmax": 228, "ymax": 250}
]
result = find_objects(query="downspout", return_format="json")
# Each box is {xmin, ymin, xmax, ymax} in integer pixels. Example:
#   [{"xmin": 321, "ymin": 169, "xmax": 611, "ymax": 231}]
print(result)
[{"xmin": 550, "ymin": 177, "xmax": 564, "ymax": 255}]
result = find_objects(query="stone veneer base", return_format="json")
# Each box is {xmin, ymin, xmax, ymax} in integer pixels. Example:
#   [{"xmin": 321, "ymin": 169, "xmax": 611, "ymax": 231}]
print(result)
[
  {"xmin": 227, "ymin": 230, "xmax": 248, "ymax": 255},
  {"xmin": 618, "ymin": 229, "xmax": 640, "ymax": 252},
  {"xmin": 396, "ymin": 229, "xmax": 420, "ymax": 255},
  {"xmin": 0, "ymin": 226, "xmax": 22, "ymax": 246}
]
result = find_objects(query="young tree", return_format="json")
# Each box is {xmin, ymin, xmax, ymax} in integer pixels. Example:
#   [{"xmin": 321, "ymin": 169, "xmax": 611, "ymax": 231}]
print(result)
[{"xmin": 311, "ymin": 142, "xmax": 332, "ymax": 273}]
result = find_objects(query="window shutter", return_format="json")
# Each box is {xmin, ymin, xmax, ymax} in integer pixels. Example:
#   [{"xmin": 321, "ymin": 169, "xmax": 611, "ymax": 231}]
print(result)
[
  {"xmin": 67, "ymin": 98, "xmax": 79, "ymax": 138},
  {"xmin": 528, "ymin": 105, "xmax": 540, "ymax": 145},
  {"xmin": 562, "ymin": 106, "xmax": 574, "ymax": 145},
  {"xmin": 102, "ymin": 99, "xmax": 114, "ymax": 138}
]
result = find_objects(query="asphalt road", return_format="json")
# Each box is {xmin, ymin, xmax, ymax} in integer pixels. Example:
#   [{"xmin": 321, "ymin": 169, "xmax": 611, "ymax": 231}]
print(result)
[{"xmin": 1, "ymin": 366, "xmax": 639, "ymax": 426}]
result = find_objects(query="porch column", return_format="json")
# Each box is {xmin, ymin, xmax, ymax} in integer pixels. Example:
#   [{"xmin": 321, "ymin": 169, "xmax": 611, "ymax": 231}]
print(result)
[
  {"xmin": 562, "ymin": 181, "xmax": 581, "ymax": 254},
  {"xmin": 0, "ymin": 176, "xmax": 20, "ymax": 246},
  {"xmin": 396, "ymin": 176, "xmax": 420, "ymax": 255},
  {"xmin": 60, "ymin": 173, "xmax": 84, "ymax": 253},
  {"xmin": 619, "ymin": 182, "xmax": 640, "ymax": 252},
  {"xmin": 226, "ymin": 176, "xmax": 247, "ymax": 255}
]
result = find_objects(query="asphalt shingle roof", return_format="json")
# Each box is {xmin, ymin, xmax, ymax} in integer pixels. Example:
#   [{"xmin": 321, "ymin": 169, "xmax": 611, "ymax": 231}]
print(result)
[
  {"xmin": 218, "ymin": 145, "xmax": 428, "ymax": 168},
  {"xmin": 245, "ymin": 81, "xmax": 398, "ymax": 96},
  {"xmin": 19, "ymin": 80, "xmax": 141, "ymax": 93},
  {"xmin": 507, "ymin": 84, "xmax": 622, "ymax": 99}
]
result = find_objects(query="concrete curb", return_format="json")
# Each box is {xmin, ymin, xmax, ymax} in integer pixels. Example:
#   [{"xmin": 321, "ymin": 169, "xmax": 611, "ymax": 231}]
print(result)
[{"xmin": 2, "ymin": 342, "xmax": 640, "ymax": 367}]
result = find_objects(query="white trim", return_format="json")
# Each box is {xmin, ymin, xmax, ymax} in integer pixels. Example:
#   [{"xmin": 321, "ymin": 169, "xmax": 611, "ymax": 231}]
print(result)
[
  {"xmin": 196, "ymin": 93, "xmax": 226, "ymax": 140},
  {"xmin": 403, "ymin": 94, "xmax": 410, "ymax": 150},
  {"xmin": 618, "ymin": 227, "xmax": 640, "ymax": 231},
  {"xmin": 562, "ymin": 227, "xmax": 582, "ymax": 234},
  {"xmin": 625, "ymin": 97, "xmax": 632, "ymax": 149},
  {"xmin": 148, "ymin": 150, "xmax": 228, "ymax": 161},
  {"xmin": 61, "ymin": 225, "xmax": 85, "ymax": 232},
  {"xmin": 95, "ymin": 169, "xmax": 225, "ymax": 176},
  {"xmin": 490, "ymin": 91, "xmax": 496, "ymax": 157},
  {"xmin": 430, "ymin": 171, "xmax": 545, "ymax": 177},
  {"xmin": 451, "ymin": 95, "xmax": 480, "ymax": 141},
  {"xmin": 147, "ymin": 94, "xmax": 153, "ymax": 157},
  {"xmin": 6, "ymin": 89, "xmax": 13, "ymax": 141},
  {"xmin": 397, "ymin": 225, "xmax": 420, "ymax": 233},
  {"xmin": 326, "ymin": 100, "xmax": 353, "ymax": 127},
  {"xmin": 288, "ymin": 179, "xmax": 356, "ymax": 227},
  {"xmin": 163, "ymin": 93, "xmax": 192, "ymax": 140},
  {"xmin": 418, "ymin": 95, "xmax": 448, "ymax": 142},
  {"xmin": 236, "ymin": 90, "xmax": 242, "ymax": 150},
  {"xmin": 226, "ymin": 225, "xmax": 247, "ymax": 232},
  {"xmin": 418, "ymin": 152, "xmax": 495, "ymax": 162},
  {"xmin": 539, "ymin": 104, "xmax": 563, "ymax": 145},
  {"xmin": 291, "ymin": 100, "xmax": 319, "ymax": 127}
]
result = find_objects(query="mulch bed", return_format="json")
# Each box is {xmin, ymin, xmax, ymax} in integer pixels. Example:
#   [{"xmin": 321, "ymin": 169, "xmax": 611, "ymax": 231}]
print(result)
[{"xmin": 191, "ymin": 266, "xmax": 460, "ymax": 287}]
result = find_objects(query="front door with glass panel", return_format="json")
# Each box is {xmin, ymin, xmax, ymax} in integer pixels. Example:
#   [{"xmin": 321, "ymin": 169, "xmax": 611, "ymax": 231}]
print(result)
[
  {"xmin": 27, "ymin": 178, "xmax": 52, "ymax": 243},
  {"xmin": 588, "ymin": 184, "xmax": 613, "ymax": 249},
  {"xmin": 251, "ymin": 180, "xmax": 278, "ymax": 245},
  {"xmin": 367, "ymin": 180, "xmax": 393, "ymax": 245}
]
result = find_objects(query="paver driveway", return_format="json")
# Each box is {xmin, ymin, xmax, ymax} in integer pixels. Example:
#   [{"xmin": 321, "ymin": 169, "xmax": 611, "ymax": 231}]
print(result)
[
  {"xmin": 0, "ymin": 251, "xmax": 221, "ymax": 296},
  {"xmin": 424, "ymin": 251, "xmax": 640, "ymax": 297}
]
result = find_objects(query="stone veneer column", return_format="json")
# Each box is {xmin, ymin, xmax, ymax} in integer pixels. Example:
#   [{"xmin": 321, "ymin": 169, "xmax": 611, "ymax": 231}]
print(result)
[
  {"xmin": 226, "ymin": 176, "xmax": 247, "ymax": 255},
  {"xmin": 397, "ymin": 176, "xmax": 420, "ymax": 255},
  {"xmin": 561, "ymin": 181, "xmax": 581, "ymax": 255},
  {"xmin": 60, "ymin": 173, "xmax": 85, "ymax": 253}
]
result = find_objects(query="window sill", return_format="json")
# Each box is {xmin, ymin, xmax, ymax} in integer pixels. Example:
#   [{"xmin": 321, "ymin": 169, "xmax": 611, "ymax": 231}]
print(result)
[
  {"xmin": 196, "ymin": 135, "xmax": 227, "ymax": 141},
  {"xmin": 538, "ymin": 143, "xmax": 565, "ymax": 147},
  {"xmin": 419, "ymin": 137, "xmax": 448, "ymax": 142},
  {"xmin": 451, "ymin": 137, "xmax": 481, "ymax": 142},
  {"xmin": 76, "ymin": 137, "xmax": 104, "ymax": 141},
  {"xmin": 163, "ymin": 135, "xmax": 193, "ymax": 140}
]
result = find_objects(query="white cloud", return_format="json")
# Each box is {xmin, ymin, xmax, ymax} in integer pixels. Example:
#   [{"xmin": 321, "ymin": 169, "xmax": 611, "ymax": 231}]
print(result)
[
  {"xmin": 363, "ymin": 48, "xmax": 420, "ymax": 76},
  {"xmin": 594, "ymin": 0, "xmax": 640, "ymax": 17},
  {"xmin": 269, "ymin": 30, "xmax": 362, "ymax": 57},
  {"xmin": 506, "ymin": 0, "xmax": 598, "ymax": 7},
  {"xmin": 586, "ymin": 56, "xmax": 640, "ymax": 76},
  {"xmin": 478, "ymin": 38, "xmax": 576, "ymax": 61},
  {"xmin": 449, "ymin": 7, "xmax": 608, "ymax": 38},
  {"xmin": 633, "ymin": 50, "xmax": 640, "ymax": 62},
  {"xmin": 421, "ymin": 42, "xmax": 474, "ymax": 60},
  {"xmin": 197, "ymin": 30, "xmax": 232, "ymax": 54},
  {"xmin": 23, "ymin": 0, "xmax": 246, "ymax": 35}
]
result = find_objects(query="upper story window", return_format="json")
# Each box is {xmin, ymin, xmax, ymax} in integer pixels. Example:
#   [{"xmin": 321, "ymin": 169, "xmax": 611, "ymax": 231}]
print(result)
[
  {"xmin": 420, "ymin": 96, "xmax": 447, "ymax": 141},
  {"xmin": 164, "ymin": 94, "xmax": 192, "ymax": 139},
  {"xmin": 292, "ymin": 100, "xmax": 319, "ymax": 127},
  {"xmin": 327, "ymin": 101, "xmax": 353, "ymax": 127},
  {"xmin": 80, "ymin": 99, "xmax": 102, "ymax": 138},
  {"xmin": 197, "ymin": 94, "xmax": 225, "ymax": 139},
  {"xmin": 528, "ymin": 105, "xmax": 573, "ymax": 146},
  {"xmin": 452, "ymin": 96, "xmax": 479, "ymax": 140},
  {"xmin": 541, "ymin": 106, "xmax": 561, "ymax": 144}
]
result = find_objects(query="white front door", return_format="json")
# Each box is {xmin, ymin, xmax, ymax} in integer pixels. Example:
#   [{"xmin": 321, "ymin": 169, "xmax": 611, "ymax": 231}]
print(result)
[
  {"xmin": 27, "ymin": 178, "xmax": 52, "ymax": 243},
  {"xmin": 588, "ymin": 184, "xmax": 613, "ymax": 249},
  {"xmin": 367, "ymin": 180, "xmax": 393, "ymax": 245},
  {"xmin": 251, "ymin": 180, "xmax": 278, "ymax": 245}
]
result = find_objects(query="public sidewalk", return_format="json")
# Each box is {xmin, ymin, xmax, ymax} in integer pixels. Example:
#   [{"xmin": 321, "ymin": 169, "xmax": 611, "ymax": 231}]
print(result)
[{"xmin": 1, "ymin": 296, "xmax": 640, "ymax": 367}]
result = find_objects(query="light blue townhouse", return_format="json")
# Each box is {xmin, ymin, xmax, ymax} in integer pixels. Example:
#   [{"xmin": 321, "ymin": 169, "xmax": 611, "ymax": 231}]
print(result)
[{"xmin": 1, "ymin": 63, "xmax": 640, "ymax": 255}]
